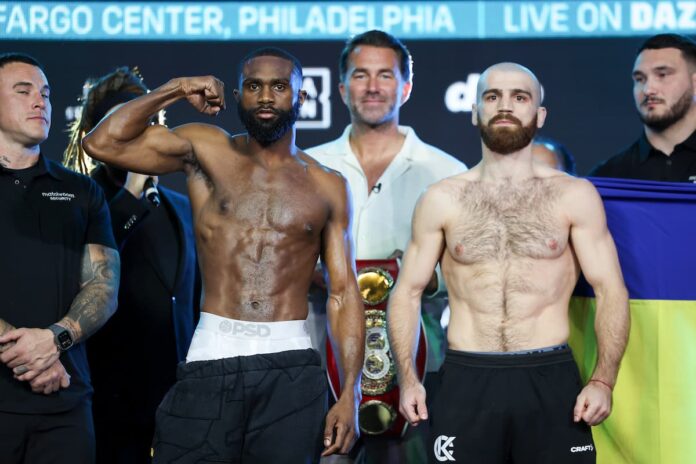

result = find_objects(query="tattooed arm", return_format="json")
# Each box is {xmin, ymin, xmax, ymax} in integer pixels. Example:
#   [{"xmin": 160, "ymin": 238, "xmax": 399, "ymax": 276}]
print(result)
[
  {"xmin": 0, "ymin": 319, "xmax": 17, "ymax": 352},
  {"xmin": 0, "ymin": 244, "xmax": 120, "ymax": 382},
  {"xmin": 58, "ymin": 244, "xmax": 120, "ymax": 343}
]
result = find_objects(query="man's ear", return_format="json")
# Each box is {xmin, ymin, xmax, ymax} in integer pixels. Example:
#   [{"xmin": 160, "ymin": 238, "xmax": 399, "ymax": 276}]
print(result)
[
  {"xmin": 536, "ymin": 106, "xmax": 547, "ymax": 128},
  {"xmin": 338, "ymin": 81, "xmax": 348, "ymax": 106},
  {"xmin": 400, "ymin": 80, "xmax": 413, "ymax": 106},
  {"xmin": 298, "ymin": 89, "xmax": 307, "ymax": 106},
  {"xmin": 233, "ymin": 88, "xmax": 240, "ymax": 103}
]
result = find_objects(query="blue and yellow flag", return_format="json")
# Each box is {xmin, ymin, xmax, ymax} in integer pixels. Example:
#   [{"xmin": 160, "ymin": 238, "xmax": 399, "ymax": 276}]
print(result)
[{"xmin": 570, "ymin": 178, "xmax": 696, "ymax": 464}]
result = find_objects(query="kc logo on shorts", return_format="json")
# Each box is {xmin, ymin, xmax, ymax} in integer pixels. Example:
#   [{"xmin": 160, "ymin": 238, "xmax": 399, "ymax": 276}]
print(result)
[{"xmin": 434, "ymin": 435, "xmax": 455, "ymax": 462}]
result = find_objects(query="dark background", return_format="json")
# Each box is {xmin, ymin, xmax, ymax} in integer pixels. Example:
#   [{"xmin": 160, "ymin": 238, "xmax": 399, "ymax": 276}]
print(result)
[{"xmin": 14, "ymin": 37, "xmax": 644, "ymax": 190}]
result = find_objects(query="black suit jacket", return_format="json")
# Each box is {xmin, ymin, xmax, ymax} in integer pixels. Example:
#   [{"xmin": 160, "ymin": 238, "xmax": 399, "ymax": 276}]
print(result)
[{"xmin": 87, "ymin": 167, "xmax": 199, "ymax": 424}]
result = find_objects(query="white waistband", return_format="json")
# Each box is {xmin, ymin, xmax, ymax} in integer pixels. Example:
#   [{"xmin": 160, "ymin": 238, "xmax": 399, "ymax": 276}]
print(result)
[
  {"xmin": 186, "ymin": 312, "xmax": 313, "ymax": 363},
  {"xmin": 195, "ymin": 312, "xmax": 310, "ymax": 339}
]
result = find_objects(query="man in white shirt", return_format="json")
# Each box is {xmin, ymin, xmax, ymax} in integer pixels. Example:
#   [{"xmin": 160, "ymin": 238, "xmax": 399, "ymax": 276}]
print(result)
[{"xmin": 306, "ymin": 30, "xmax": 466, "ymax": 463}]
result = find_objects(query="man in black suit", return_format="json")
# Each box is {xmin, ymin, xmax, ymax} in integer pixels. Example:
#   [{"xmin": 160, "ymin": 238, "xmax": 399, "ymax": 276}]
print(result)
[{"xmin": 63, "ymin": 67, "xmax": 199, "ymax": 464}]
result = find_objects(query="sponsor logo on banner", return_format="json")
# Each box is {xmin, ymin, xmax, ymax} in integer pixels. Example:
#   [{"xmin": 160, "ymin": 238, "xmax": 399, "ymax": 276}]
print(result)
[
  {"xmin": 433, "ymin": 435, "xmax": 456, "ymax": 461},
  {"xmin": 298, "ymin": 67, "xmax": 331, "ymax": 130}
]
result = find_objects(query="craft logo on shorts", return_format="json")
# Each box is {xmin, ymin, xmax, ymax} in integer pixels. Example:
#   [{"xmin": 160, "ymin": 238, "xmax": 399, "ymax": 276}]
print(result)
[
  {"xmin": 433, "ymin": 435, "xmax": 455, "ymax": 461},
  {"xmin": 570, "ymin": 444, "xmax": 595, "ymax": 453},
  {"xmin": 298, "ymin": 67, "xmax": 331, "ymax": 130},
  {"xmin": 42, "ymin": 192, "xmax": 76, "ymax": 202}
]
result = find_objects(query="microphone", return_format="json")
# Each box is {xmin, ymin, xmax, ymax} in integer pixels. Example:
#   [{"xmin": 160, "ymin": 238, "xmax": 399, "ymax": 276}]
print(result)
[
  {"xmin": 371, "ymin": 183, "xmax": 382, "ymax": 194},
  {"xmin": 144, "ymin": 177, "xmax": 160, "ymax": 207}
]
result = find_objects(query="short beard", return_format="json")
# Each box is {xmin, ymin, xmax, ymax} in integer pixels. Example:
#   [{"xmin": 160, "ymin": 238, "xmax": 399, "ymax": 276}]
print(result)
[
  {"xmin": 640, "ymin": 89, "xmax": 693, "ymax": 132},
  {"xmin": 479, "ymin": 114, "xmax": 538, "ymax": 155},
  {"xmin": 237, "ymin": 100, "xmax": 301, "ymax": 147}
]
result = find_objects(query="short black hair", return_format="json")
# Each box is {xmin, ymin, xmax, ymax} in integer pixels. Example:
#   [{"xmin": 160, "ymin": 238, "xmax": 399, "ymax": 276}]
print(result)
[
  {"xmin": 0, "ymin": 52, "xmax": 45, "ymax": 72},
  {"xmin": 533, "ymin": 136, "xmax": 576, "ymax": 175},
  {"xmin": 339, "ymin": 30, "xmax": 412, "ymax": 82},
  {"xmin": 237, "ymin": 47, "xmax": 303, "ymax": 86},
  {"xmin": 638, "ymin": 34, "xmax": 696, "ymax": 69}
]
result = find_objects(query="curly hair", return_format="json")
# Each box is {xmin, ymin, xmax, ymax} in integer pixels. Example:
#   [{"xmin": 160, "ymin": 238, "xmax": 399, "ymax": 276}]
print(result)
[{"xmin": 63, "ymin": 66, "xmax": 161, "ymax": 174}]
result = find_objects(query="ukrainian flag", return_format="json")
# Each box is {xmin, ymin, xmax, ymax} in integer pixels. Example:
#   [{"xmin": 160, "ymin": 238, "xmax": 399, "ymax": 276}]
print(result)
[{"xmin": 570, "ymin": 178, "xmax": 696, "ymax": 464}]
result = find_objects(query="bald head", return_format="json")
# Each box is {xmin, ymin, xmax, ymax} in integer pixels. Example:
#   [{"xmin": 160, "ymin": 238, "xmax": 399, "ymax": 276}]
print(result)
[{"xmin": 477, "ymin": 62, "xmax": 543, "ymax": 105}]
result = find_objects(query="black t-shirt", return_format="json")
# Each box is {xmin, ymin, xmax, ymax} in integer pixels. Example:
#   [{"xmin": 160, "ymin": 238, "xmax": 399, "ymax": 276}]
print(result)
[
  {"xmin": 589, "ymin": 130, "xmax": 696, "ymax": 183},
  {"xmin": 0, "ymin": 154, "xmax": 116, "ymax": 413}
]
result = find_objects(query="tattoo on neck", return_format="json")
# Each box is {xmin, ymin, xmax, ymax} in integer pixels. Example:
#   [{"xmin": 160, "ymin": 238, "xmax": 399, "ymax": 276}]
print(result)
[{"xmin": 0, "ymin": 156, "xmax": 11, "ymax": 168}]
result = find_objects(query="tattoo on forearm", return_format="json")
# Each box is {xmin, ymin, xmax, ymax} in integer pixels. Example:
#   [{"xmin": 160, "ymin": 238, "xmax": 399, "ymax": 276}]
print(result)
[
  {"xmin": 60, "ymin": 245, "xmax": 120, "ymax": 343},
  {"xmin": 0, "ymin": 318, "xmax": 17, "ymax": 352}
]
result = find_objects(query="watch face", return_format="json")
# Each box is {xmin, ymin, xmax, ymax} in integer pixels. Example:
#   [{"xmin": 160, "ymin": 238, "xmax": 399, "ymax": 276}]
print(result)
[{"xmin": 56, "ymin": 330, "xmax": 72, "ymax": 350}]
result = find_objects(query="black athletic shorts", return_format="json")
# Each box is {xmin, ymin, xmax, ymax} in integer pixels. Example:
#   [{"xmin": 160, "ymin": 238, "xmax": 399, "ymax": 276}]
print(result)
[
  {"xmin": 152, "ymin": 349, "xmax": 327, "ymax": 464},
  {"xmin": 429, "ymin": 346, "xmax": 596, "ymax": 464}
]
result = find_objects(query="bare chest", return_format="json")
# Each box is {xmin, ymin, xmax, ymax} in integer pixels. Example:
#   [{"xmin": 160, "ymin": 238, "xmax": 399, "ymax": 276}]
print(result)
[
  {"xmin": 202, "ymin": 164, "xmax": 328, "ymax": 238},
  {"xmin": 447, "ymin": 180, "xmax": 568, "ymax": 262}
]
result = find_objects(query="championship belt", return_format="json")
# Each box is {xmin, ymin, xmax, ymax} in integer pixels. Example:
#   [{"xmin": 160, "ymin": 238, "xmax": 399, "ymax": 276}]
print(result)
[{"xmin": 326, "ymin": 259, "xmax": 427, "ymax": 438}]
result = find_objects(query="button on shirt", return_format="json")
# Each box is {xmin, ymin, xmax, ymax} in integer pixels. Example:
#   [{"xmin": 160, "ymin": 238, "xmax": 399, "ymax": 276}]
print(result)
[{"xmin": 590, "ymin": 130, "xmax": 696, "ymax": 182}]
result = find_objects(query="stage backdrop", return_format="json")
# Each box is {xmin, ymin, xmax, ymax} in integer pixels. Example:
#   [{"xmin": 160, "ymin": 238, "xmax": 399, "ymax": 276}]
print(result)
[
  {"xmin": 1, "ymin": 1, "xmax": 694, "ymax": 191},
  {"xmin": 570, "ymin": 179, "xmax": 696, "ymax": 464}
]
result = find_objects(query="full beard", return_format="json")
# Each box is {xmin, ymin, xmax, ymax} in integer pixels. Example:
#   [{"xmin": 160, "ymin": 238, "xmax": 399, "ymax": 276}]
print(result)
[
  {"xmin": 237, "ymin": 100, "xmax": 301, "ymax": 147},
  {"xmin": 479, "ymin": 114, "xmax": 538, "ymax": 155},
  {"xmin": 640, "ymin": 89, "xmax": 693, "ymax": 132}
]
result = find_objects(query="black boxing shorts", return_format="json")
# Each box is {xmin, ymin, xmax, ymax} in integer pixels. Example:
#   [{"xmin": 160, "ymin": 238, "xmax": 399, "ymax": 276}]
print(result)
[{"xmin": 429, "ymin": 345, "xmax": 596, "ymax": 464}]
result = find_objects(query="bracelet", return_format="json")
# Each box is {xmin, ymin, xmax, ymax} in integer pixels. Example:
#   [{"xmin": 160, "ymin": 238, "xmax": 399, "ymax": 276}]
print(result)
[{"xmin": 589, "ymin": 378, "xmax": 614, "ymax": 391}]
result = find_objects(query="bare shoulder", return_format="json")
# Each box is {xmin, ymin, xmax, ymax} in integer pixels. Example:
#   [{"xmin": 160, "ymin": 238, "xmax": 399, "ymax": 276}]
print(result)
[
  {"xmin": 555, "ymin": 176, "xmax": 606, "ymax": 225},
  {"xmin": 554, "ymin": 175, "xmax": 601, "ymax": 201},
  {"xmin": 301, "ymin": 150, "xmax": 347, "ymax": 188}
]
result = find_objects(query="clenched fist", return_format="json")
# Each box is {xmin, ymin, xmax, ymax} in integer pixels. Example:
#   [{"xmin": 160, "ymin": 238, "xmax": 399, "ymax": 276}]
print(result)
[{"xmin": 175, "ymin": 76, "xmax": 226, "ymax": 115}]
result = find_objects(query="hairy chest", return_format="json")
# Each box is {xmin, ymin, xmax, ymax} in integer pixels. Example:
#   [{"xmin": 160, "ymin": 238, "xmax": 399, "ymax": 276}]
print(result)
[{"xmin": 447, "ymin": 180, "xmax": 569, "ymax": 262}]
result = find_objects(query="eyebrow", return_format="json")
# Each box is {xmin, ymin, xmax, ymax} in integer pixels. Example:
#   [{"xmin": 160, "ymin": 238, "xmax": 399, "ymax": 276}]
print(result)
[
  {"xmin": 482, "ymin": 88, "xmax": 533, "ymax": 98},
  {"xmin": 633, "ymin": 65, "xmax": 675, "ymax": 77},
  {"xmin": 351, "ymin": 67, "xmax": 395, "ymax": 75},
  {"xmin": 13, "ymin": 81, "xmax": 51, "ymax": 93},
  {"xmin": 243, "ymin": 77, "xmax": 290, "ymax": 84}
]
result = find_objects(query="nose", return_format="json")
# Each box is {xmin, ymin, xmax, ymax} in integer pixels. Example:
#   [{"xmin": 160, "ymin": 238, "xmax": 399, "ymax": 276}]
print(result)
[
  {"xmin": 496, "ymin": 96, "xmax": 513, "ymax": 113},
  {"xmin": 258, "ymin": 85, "xmax": 274, "ymax": 104},
  {"xmin": 33, "ymin": 93, "xmax": 47, "ymax": 110},
  {"xmin": 366, "ymin": 76, "xmax": 379, "ymax": 93},
  {"xmin": 641, "ymin": 75, "xmax": 658, "ymax": 97}
]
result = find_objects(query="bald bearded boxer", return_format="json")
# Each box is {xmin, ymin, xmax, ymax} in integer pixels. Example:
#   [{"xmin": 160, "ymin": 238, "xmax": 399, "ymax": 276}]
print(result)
[
  {"xmin": 388, "ymin": 63, "xmax": 630, "ymax": 464},
  {"xmin": 83, "ymin": 48, "xmax": 364, "ymax": 463}
]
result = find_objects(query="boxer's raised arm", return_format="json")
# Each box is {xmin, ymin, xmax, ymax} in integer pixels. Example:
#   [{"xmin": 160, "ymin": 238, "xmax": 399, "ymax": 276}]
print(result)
[{"xmin": 82, "ymin": 76, "xmax": 225, "ymax": 175}]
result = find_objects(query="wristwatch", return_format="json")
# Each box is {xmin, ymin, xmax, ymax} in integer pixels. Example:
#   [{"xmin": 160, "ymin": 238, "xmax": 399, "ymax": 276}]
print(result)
[{"xmin": 48, "ymin": 324, "xmax": 74, "ymax": 352}]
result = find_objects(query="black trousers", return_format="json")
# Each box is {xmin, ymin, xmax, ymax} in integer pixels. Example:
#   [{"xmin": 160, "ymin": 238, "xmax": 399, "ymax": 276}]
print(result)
[
  {"xmin": 0, "ymin": 401, "xmax": 95, "ymax": 464},
  {"xmin": 152, "ymin": 349, "xmax": 327, "ymax": 464},
  {"xmin": 429, "ymin": 347, "xmax": 596, "ymax": 464}
]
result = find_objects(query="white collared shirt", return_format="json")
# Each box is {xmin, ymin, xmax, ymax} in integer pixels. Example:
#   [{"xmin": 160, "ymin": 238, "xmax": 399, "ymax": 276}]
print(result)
[{"xmin": 307, "ymin": 125, "xmax": 467, "ymax": 261}]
